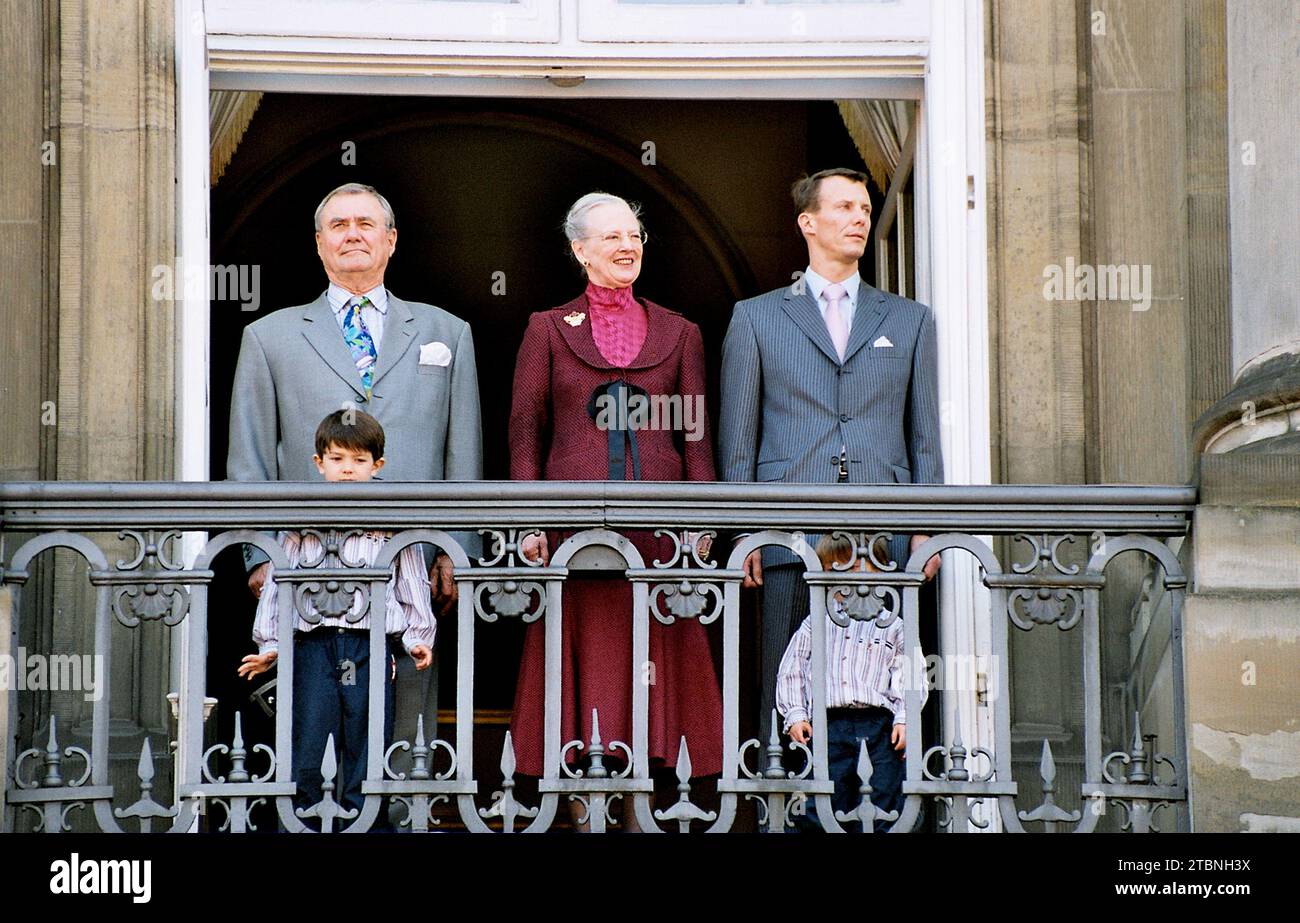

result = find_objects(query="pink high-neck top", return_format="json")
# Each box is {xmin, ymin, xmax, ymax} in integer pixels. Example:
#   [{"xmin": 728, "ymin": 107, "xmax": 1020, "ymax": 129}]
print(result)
[{"xmin": 585, "ymin": 281, "xmax": 648, "ymax": 367}]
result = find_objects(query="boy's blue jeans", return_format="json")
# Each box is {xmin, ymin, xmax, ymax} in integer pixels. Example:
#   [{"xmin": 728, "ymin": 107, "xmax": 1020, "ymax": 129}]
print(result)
[
  {"xmin": 291, "ymin": 628, "xmax": 396, "ymax": 829},
  {"xmin": 798, "ymin": 706, "xmax": 904, "ymax": 833}
]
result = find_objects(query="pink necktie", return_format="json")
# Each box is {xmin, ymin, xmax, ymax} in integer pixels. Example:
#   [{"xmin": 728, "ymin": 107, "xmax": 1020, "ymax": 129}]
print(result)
[{"xmin": 823, "ymin": 283, "xmax": 849, "ymax": 362}]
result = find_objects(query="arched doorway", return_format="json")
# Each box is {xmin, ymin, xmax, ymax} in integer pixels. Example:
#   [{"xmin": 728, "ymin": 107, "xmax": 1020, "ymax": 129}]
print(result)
[{"xmin": 204, "ymin": 94, "xmax": 874, "ymax": 826}]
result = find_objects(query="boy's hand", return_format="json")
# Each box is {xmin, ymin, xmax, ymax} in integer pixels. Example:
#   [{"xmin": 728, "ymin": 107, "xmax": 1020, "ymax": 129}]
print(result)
[
  {"xmin": 237, "ymin": 650, "xmax": 277, "ymax": 679},
  {"xmin": 520, "ymin": 531, "xmax": 550, "ymax": 566},
  {"xmin": 432, "ymin": 553, "xmax": 457, "ymax": 616},
  {"xmin": 742, "ymin": 549, "xmax": 763, "ymax": 588},
  {"xmin": 891, "ymin": 723, "xmax": 906, "ymax": 751},
  {"xmin": 409, "ymin": 644, "xmax": 433, "ymax": 671},
  {"xmin": 248, "ymin": 562, "xmax": 270, "ymax": 598},
  {"xmin": 788, "ymin": 720, "xmax": 812, "ymax": 745}
]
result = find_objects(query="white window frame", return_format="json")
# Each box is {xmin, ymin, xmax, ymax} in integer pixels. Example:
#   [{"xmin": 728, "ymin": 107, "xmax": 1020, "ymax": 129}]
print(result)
[
  {"xmin": 177, "ymin": 0, "xmax": 992, "ymax": 828},
  {"xmin": 207, "ymin": 0, "xmax": 560, "ymax": 43},
  {"xmin": 575, "ymin": 0, "xmax": 929, "ymax": 44}
]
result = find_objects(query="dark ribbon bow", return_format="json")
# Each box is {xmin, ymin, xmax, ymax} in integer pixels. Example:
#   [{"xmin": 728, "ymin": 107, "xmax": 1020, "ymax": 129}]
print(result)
[{"xmin": 587, "ymin": 379, "xmax": 647, "ymax": 481}]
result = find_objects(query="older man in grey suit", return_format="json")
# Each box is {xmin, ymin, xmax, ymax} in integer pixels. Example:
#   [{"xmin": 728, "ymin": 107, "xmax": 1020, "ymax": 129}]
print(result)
[
  {"xmin": 718, "ymin": 168, "xmax": 943, "ymax": 732},
  {"xmin": 228, "ymin": 182, "xmax": 482, "ymax": 813}
]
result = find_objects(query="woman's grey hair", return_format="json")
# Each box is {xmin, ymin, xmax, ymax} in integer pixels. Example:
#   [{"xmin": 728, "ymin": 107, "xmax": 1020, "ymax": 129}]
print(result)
[
  {"xmin": 314, "ymin": 183, "xmax": 396, "ymax": 231},
  {"xmin": 562, "ymin": 192, "xmax": 642, "ymax": 243}
]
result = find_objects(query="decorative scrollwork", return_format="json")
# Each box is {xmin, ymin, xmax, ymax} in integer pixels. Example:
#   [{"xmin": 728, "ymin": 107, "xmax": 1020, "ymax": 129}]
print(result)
[
  {"xmin": 568, "ymin": 793, "xmax": 622, "ymax": 828},
  {"xmin": 739, "ymin": 710, "xmax": 812, "ymax": 781},
  {"xmin": 480, "ymin": 731, "xmax": 538, "ymax": 832},
  {"xmin": 649, "ymin": 579, "xmax": 723, "ymax": 625},
  {"xmin": 116, "ymin": 529, "xmax": 184, "ymax": 572},
  {"xmin": 111, "ymin": 530, "xmax": 192, "ymax": 628},
  {"xmin": 202, "ymin": 712, "xmax": 275, "ymax": 785},
  {"xmin": 1008, "ymin": 586, "xmax": 1082, "ymax": 631},
  {"xmin": 15, "ymin": 717, "xmax": 91, "ymax": 789},
  {"xmin": 114, "ymin": 738, "xmax": 177, "ymax": 832},
  {"xmin": 212, "ymin": 797, "xmax": 267, "ymax": 833},
  {"xmin": 478, "ymin": 528, "xmax": 548, "ymax": 568},
  {"xmin": 1018, "ymin": 739, "xmax": 1081, "ymax": 829},
  {"xmin": 654, "ymin": 737, "xmax": 718, "ymax": 832},
  {"xmin": 474, "ymin": 580, "xmax": 545, "ymax": 623},
  {"xmin": 1011, "ymin": 533, "xmax": 1081, "ymax": 575},
  {"xmin": 826, "ymin": 584, "xmax": 900, "ymax": 627},
  {"xmin": 293, "ymin": 578, "xmax": 368, "ymax": 623},
  {"xmin": 1103, "ymin": 713, "xmax": 1179, "ymax": 787},
  {"xmin": 921, "ymin": 733, "xmax": 994, "ymax": 783},
  {"xmin": 651, "ymin": 529, "xmax": 718, "ymax": 570},
  {"xmin": 560, "ymin": 709, "xmax": 632, "ymax": 781},
  {"xmin": 828, "ymin": 530, "xmax": 897, "ymax": 572},
  {"xmin": 383, "ymin": 715, "xmax": 457, "ymax": 782}
]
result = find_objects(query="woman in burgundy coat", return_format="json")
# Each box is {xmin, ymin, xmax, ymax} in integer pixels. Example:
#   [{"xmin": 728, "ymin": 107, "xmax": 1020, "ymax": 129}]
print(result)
[{"xmin": 509, "ymin": 193, "xmax": 724, "ymax": 821}]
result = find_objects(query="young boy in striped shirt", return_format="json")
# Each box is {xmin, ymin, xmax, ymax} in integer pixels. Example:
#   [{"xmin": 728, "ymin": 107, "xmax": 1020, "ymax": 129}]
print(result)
[
  {"xmin": 237, "ymin": 409, "xmax": 435, "ymax": 828},
  {"xmin": 775, "ymin": 532, "xmax": 915, "ymax": 832}
]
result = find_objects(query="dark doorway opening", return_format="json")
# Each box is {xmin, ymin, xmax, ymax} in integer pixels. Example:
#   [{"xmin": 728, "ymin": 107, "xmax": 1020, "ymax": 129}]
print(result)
[{"xmin": 207, "ymin": 93, "xmax": 893, "ymax": 829}]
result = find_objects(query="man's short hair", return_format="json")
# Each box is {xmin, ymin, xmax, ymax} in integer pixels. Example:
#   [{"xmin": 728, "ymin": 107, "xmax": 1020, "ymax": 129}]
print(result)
[
  {"xmin": 814, "ymin": 532, "xmax": 888, "ymax": 571},
  {"xmin": 315, "ymin": 409, "xmax": 385, "ymax": 460},
  {"xmin": 791, "ymin": 168, "xmax": 870, "ymax": 219},
  {"xmin": 314, "ymin": 183, "xmax": 397, "ymax": 231}
]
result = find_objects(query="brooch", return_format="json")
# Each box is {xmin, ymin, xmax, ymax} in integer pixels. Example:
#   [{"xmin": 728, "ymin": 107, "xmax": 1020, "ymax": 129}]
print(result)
[{"xmin": 563, "ymin": 311, "xmax": 586, "ymax": 327}]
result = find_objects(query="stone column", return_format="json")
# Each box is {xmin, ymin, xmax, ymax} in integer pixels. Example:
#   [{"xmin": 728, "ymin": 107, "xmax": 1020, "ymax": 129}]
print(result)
[
  {"xmin": 0, "ymin": 0, "xmax": 178, "ymax": 828},
  {"xmin": 1185, "ymin": 0, "xmax": 1300, "ymax": 832}
]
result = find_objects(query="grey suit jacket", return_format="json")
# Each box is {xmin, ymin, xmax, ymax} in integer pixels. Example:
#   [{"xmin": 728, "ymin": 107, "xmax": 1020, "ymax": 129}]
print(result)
[
  {"xmin": 228, "ymin": 291, "xmax": 483, "ymax": 558},
  {"xmin": 717, "ymin": 280, "xmax": 944, "ymax": 565}
]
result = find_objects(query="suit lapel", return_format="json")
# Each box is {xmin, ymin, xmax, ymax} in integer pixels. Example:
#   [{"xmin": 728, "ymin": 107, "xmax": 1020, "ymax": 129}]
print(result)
[
  {"xmin": 552, "ymin": 294, "xmax": 613, "ymax": 369},
  {"xmin": 301, "ymin": 293, "xmax": 367, "ymax": 399},
  {"xmin": 623, "ymin": 299, "xmax": 682, "ymax": 369},
  {"xmin": 370, "ymin": 294, "xmax": 417, "ymax": 389},
  {"xmin": 842, "ymin": 285, "xmax": 889, "ymax": 363},
  {"xmin": 781, "ymin": 286, "xmax": 842, "ymax": 366}
]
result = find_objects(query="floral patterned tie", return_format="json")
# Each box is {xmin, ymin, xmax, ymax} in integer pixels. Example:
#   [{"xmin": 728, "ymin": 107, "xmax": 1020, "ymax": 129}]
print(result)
[{"xmin": 342, "ymin": 296, "xmax": 377, "ymax": 397}]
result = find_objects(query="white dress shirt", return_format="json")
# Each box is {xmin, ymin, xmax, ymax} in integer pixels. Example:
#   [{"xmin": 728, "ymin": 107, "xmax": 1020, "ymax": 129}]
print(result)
[
  {"xmin": 328, "ymin": 283, "xmax": 388, "ymax": 353},
  {"xmin": 802, "ymin": 266, "xmax": 861, "ymax": 332},
  {"xmin": 775, "ymin": 598, "xmax": 924, "ymax": 732},
  {"xmin": 253, "ymin": 530, "xmax": 436, "ymax": 655}
]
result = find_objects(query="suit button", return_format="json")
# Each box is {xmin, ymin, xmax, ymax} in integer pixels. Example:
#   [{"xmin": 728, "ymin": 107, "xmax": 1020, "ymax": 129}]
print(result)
[{"xmin": 840, "ymin": 413, "xmax": 850, "ymax": 422}]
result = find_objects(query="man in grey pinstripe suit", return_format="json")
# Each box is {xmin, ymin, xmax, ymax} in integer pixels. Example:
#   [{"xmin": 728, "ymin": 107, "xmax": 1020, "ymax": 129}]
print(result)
[{"xmin": 718, "ymin": 168, "xmax": 944, "ymax": 732}]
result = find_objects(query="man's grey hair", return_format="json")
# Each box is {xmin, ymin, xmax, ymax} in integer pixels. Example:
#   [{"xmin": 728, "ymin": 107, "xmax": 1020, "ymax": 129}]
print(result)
[
  {"xmin": 314, "ymin": 183, "xmax": 396, "ymax": 232},
  {"xmin": 562, "ymin": 191, "xmax": 642, "ymax": 243}
]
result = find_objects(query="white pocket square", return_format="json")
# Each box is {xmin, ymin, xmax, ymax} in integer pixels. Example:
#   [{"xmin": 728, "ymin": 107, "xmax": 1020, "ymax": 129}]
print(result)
[
  {"xmin": 873, "ymin": 335, "xmax": 895, "ymax": 348},
  {"xmin": 419, "ymin": 341, "xmax": 453, "ymax": 366}
]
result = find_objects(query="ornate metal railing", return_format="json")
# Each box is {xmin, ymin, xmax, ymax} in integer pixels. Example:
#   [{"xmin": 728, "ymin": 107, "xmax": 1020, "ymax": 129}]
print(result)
[{"xmin": 1, "ymin": 482, "xmax": 1194, "ymax": 833}]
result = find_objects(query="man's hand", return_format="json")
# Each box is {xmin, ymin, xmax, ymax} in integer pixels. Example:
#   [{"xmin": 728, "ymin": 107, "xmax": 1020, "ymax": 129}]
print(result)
[
  {"xmin": 788, "ymin": 720, "xmax": 812, "ymax": 745},
  {"xmin": 742, "ymin": 549, "xmax": 763, "ymax": 588},
  {"xmin": 432, "ymin": 553, "xmax": 457, "ymax": 616},
  {"xmin": 910, "ymin": 534, "xmax": 941, "ymax": 581},
  {"xmin": 891, "ymin": 723, "xmax": 907, "ymax": 751},
  {"xmin": 237, "ymin": 650, "xmax": 277, "ymax": 680},
  {"xmin": 409, "ymin": 644, "xmax": 433, "ymax": 671},
  {"xmin": 686, "ymin": 531, "xmax": 714, "ymax": 560},
  {"xmin": 520, "ymin": 531, "xmax": 550, "ymax": 566},
  {"xmin": 248, "ymin": 562, "xmax": 270, "ymax": 599}
]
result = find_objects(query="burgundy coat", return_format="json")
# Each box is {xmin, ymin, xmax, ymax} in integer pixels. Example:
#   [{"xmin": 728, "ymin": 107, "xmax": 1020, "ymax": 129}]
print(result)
[
  {"xmin": 509, "ymin": 294, "xmax": 715, "ymax": 483},
  {"xmin": 508, "ymin": 293, "xmax": 724, "ymax": 778}
]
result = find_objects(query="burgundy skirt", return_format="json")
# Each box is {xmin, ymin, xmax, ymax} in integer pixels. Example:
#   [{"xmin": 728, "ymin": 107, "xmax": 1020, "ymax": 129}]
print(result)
[{"xmin": 509, "ymin": 571, "xmax": 724, "ymax": 778}]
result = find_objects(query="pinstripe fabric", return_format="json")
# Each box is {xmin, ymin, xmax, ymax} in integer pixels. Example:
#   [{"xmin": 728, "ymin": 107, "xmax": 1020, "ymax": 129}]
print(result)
[
  {"xmin": 718, "ymin": 279, "xmax": 943, "ymax": 730},
  {"xmin": 775, "ymin": 600, "xmax": 908, "ymax": 734},
  {"xmin": 252, "ymin": 530, "xmax": 437, "ymax": 655},
  {"xmin": 718, "ymin": 281, "xmax": 943, "ymax": 492},
  {"xmin": 757, "ymin": 564, "xmax": 811, "ymax": 730}
]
